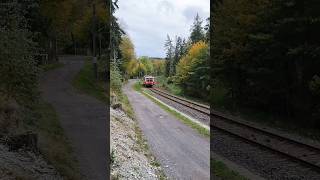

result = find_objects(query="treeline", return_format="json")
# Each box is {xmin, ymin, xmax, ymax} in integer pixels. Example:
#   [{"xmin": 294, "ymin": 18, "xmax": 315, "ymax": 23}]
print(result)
[
  {"xmin": 164, "ymin": 14, "xmax": 210, "ymax": 100},
  {"xmin": 111, "ymin": 34, "xmax": 166, "ymax": 90},
  {"xmin": 120, "ymin": 36, "xmax": 165, "ymax": 78},
  {"xmin": 39, "ymin": 0, "xmax": 109, "ymax": 61},
  {"xmin": 212, "ymin": 0, "xmax": 320, "ymax": 127},
  {"xmin": 110, "ymin": 1, "xmax": 165, "ymax": 92}
]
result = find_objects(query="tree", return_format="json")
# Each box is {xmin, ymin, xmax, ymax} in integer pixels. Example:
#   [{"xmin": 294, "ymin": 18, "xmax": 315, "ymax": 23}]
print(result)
[
  {"xmin": 0, "ymin": 1, "xmax": 38, "ymax": 106},
  {"xmin": 152, "ymin": 59, "xmax": 165, "ymax": 76},
  {"xmin": 120, "ymin": 35, "xmax": 135, "ymax": 76},
  {"xmin": 190, "ymin": 13, "xmax": 205, "ymax": 44},
  {"xmin": 212, "ymin": 0, "xmax": 320, "ymax": 127},
  {"xmin": 176, "ymin": 41, "xmax": 209, "ymax": 98},
  {"xmin": 172, "ymin": 36, "xmax": 182, "ymax": 75},
  {"xmin": 164, "ymin": 34, "xmax": 174, "ymax": 76},
  {"xmin": 140, "ymin": 56, "xmax": 154, "ymax": 75},
  {"xmin": 204, "ymin": 17, "xmax": 210, "ymax": 42}
]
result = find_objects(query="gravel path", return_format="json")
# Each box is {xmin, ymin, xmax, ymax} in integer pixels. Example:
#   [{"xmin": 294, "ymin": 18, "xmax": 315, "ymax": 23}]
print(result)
[
  {"xmin": 40, "ymin": 56, "xmax": 108, "ymax": 180},
  {"xmin": 123, "ymin": 80, "xmax": 210, "ymax": 180}
]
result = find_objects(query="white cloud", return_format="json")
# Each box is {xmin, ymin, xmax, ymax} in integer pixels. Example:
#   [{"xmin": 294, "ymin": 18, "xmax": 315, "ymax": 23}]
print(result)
[{"xmin": 114, "ymin": 0, "xmax": 209, "ymax": 58}]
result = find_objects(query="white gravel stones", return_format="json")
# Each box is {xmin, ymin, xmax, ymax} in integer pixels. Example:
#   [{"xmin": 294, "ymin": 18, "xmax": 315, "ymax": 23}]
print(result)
[
  {"xmin": 110, "ymin": 108, "xmax": 162, "ymax": 180},
  {"xmin": 0, "ymin": 144, "xmax": 62, "ymax": 179}
]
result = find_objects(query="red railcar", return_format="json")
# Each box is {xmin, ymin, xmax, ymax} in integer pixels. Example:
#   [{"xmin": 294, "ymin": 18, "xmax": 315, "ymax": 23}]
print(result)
[{"xmin": 143, "ymin": 76, "xmax": 156, "ymax": 87}]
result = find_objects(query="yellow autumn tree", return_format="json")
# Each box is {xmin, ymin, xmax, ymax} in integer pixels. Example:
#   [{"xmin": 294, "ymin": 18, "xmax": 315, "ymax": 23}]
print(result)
[
  {"xmin": 176, "ymin": 41, "xmax": 208, "ymax": 83},
  {"xmin": 120, "ymin": 35, "xmax": 136, "ymax": 75},
  {"xmin": 152, "ymin": 60, "xmax": 165, "ymax": 76},
  {"xmin": 127, "ymin": 59, "xmax": 139, "ymax": 77}
]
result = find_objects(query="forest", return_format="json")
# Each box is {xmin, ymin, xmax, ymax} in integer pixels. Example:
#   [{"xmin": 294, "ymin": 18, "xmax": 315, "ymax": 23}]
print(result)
[
  {"xmin": 212, "ymin": 0, "xmax": 320, "ymax": 128},
  {"xmin": 0, "ymin": 1, "xmax": 110, "ymax": 178},
  {"xmin": 1, "ymin": 0, "xmax": 109, "ymax": 132},
  {"xmin": 160, "ymin": 14, "xmax": 210, "ymax": 101}
]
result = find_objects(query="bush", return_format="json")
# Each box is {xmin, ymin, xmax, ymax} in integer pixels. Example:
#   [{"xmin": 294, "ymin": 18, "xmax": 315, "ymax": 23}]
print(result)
[
  {"xmin": 0, "ymin": 4, "xmax": 39, "ymax": 107},
  {"xmin": 110, "ymin": 62, "xmax": 122, "ymax": 92}
]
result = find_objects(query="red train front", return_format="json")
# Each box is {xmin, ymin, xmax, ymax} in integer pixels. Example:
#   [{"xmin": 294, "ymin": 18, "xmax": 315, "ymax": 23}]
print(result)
[{"xmin": 143, "ymin": 76, "xmax": 155, "ymax": 87}]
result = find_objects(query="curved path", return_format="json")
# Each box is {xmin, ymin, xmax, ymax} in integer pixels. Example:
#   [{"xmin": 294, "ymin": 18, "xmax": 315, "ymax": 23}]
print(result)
[
  {"xmin": 123, "ymin": 80, "xmax": 210, "ymax": 179},
  {"xmin": 40, "ymin": 56, "xmax": 108, "ymax": 180}
]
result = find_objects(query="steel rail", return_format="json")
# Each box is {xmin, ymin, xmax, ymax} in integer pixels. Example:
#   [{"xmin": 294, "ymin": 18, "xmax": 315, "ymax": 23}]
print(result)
[
  {"xmin": 150, "ymin": 88, "xmax": 210, "ymax": 114},
  {"xmin": 149, "ymin": 87, "xmax": 320, "ymax": 172}
]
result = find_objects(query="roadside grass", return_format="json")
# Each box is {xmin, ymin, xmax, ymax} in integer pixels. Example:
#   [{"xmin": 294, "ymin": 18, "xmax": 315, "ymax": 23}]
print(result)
[
  {"xmin": 28, "ymin": 99, "xmax": 82, "ymax": 180},
  {"xmin": 133, "ymin": 81, "xmax": 209, "ymax": 138},
  {"xmin": 111, "ymin": 88, "xmax": 135, "ymax": 119},
  {"xmin": 212, "ymin": 159, "xmax": 248, "ymax": 180},
  {"xmin": 155, "ymin": 75, "xmax": 209, "ymax": 105},
  {"xmin": 72, "ymin": 59, "xmax": 108, "ymax": 104},
  {"xmin": 155, "ymin": 75, "xmax": 182, "ymax": 96},
  {"xmin": 40, "ymin": 62, "xmax": 64, "ymax": 72}
]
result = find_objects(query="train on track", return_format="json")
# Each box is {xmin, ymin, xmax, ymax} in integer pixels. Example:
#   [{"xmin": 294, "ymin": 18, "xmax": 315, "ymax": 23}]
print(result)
[{"xmin": 143, "ymin": 75, "xmax": 156, "ymax": 87}]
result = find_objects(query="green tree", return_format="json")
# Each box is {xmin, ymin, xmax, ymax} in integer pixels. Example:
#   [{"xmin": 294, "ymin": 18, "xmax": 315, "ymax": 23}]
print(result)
[
  {"xmin": 212, "ymin": 0, "xmax": 320, "ymax": 127},
  {"xmin": 0, "ymin": 1, "xmax": 38, "ymax": 106},
  {"xmin": 140, "ymin": 56, "xmax": 154, "ymax": 75},
  {"xmin": 176, "ymin": 41, "xmax": 209, "ymax": 99},
  {"xmin": 190, "ymin": 13, "xmax": 205, "ymax": 44},
  {"xmin": 120, "ymin": 35, "xmax": 136, "ymax": 77},
  {"xmin": 164, "ymin": 34, "xmax": 174, "ymax": 76}
]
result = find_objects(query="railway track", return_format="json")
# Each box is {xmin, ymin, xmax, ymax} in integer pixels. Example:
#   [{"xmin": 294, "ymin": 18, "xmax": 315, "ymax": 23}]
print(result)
[
  {"xmin": 149, "ymin": 88, "xmax": 210, "ymax": 114},
  {"xmin": 149, "ymin": 87, "xmax": 320, "ymax": 172}
]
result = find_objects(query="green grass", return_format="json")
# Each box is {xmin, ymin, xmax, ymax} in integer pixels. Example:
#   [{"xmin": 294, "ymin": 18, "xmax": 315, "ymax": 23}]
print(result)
[
  {"xmin": 155, "ymin": 76, "xmax": 183, "ymax": 95},
  {"xmin": 29, "ymin": 100, "xmax": 82, "ymax": 180},
  {"xmin": 40, "ymin": 62, "xmax": 64, "ymax": 72},
  {"xmin": 212, "ymin": 159, "xmax": 248, "ymax": 180},
  {"xmin": 155, "ymin": 75, "xmax": 209, "ymax": 105},
  {"xmin": 134, "ymin": 81, "xmax": 209, "ymax": 138},
  {"xmin": 72, "ymin": 60, "xmax": 108, "ymax": 104}
]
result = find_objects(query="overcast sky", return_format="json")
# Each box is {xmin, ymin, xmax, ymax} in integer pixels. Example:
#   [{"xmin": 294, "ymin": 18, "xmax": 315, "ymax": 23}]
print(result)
[{"xmin": 114, "ymin": 0, "xmax": 210, "ymax": 58}]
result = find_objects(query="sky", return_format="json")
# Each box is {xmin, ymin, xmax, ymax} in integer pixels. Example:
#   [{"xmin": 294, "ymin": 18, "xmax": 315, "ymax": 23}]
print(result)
[{"xmin": 114, "ymin": 0, "xmax": 210, "ymax": 58}]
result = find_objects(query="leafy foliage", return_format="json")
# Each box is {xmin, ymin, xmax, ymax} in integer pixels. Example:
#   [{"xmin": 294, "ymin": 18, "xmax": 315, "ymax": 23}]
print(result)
[
  {"xmin": 176, "ymin": 41, "xmax": 209, "ymax": 99},
  {"xmin": 162, "ymin": 14, "xmax": 210, "ymax": 101},
  {"xmin": 119, "ymin": 35, "xmax": 136, "ymax": 75},
  {"xmin": 0, "ymin": 2, "xmax": 39, "ymax": 106},
  {"xmin": 110, "ymin": 62, "xmax": 122, "ymax": 92},
  {"xmin": 212, "ymin": 0, "xmax": 320, "ymax": 127}
]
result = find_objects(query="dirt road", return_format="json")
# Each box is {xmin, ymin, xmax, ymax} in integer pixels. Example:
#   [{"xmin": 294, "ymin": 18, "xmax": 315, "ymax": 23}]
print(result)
[
  {"xmin": 123, "ymin": 80, "xmax": 210, "ymax": 179},
  {"xmin": 40, "ymin": 56, "xmax": 108, "ymax": 180}
]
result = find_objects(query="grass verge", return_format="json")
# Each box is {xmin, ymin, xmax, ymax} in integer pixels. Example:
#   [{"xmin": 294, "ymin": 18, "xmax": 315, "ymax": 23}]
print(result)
[
  {"xmin": 72, "ymin": 60, "xmax": 108, "ymax": 104},
  {"xmin": 212, "ymin": 159, "xmax": 248, "ymax": 180},
  {"xmin": 40, "ymin": 62, "xmax": 64, "ymax": 72},
  {"xmin": 28, "ymin": 99, "xmax": 81, "ymax": 180},
  {"xmin": 155, "ymin": 76, "xmax": 209, "ymax": 105},
  {"xmin": 133, "ymin": 81, "xmax": 209, "ymax": 138}
]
